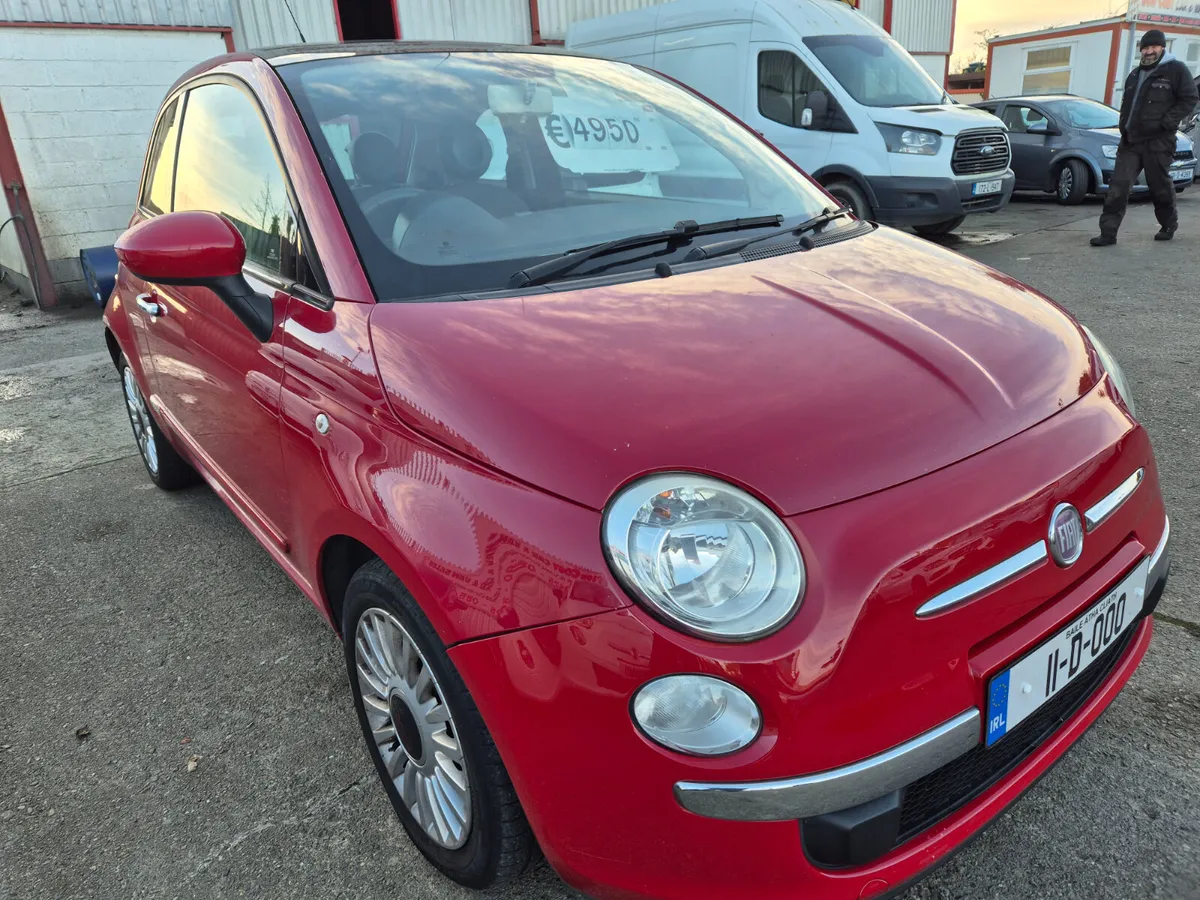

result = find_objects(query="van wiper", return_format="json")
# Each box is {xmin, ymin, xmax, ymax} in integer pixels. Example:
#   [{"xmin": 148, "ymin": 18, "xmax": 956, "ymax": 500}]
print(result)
[
  {"xmin": 507, "ymin": 214, "xmax": 784, "ymax": 289},
  {"xmin": 682, "ymin": 207, "xmax": 854, "ymax": 262}
]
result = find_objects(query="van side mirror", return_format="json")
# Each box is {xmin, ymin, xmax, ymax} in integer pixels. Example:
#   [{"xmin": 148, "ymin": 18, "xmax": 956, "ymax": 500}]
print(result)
[
  {"xmin": 115, "ymin": 211, "xmax": 274, "ymax": 342},
  {"xmin": 803, "ymin": 90, "xmax": 830, "ymax": 129}
]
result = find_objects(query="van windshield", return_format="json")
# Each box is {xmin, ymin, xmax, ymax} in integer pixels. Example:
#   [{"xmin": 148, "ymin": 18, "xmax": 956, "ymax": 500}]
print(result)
[
  {"xmin": 278, "ymin": 51, "xmax": 837, "ymax": 301},
  {"xmin": 804, "ymin": 35, "xmax": 945, "ymax": 108}
]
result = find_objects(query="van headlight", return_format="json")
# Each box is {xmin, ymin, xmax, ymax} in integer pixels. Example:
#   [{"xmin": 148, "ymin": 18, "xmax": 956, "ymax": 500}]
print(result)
[
  {"xmin": 602, "ymin": 474, "xmax": 805, "ymax": 641},
  {"xmin": 876, "ymin": 123, "xmax": 942, "ymax": 155},
  {"xmin": 1102, "ymin": 144, "xmax": 1120, "ymax": 160},
  {"xmin": 1082, "ymin": 325, "xmax": 1136, "ymax": 416}
]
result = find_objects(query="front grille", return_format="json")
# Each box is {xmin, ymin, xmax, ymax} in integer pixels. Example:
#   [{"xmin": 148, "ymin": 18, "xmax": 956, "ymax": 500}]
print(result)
[
  {"xmin": 1175, "ymin": 150, "xmax": 1195, "ymax": 162},
  {"xmin": 896, "ymin": 624, "xmax": 1137, "ymax": 842},
  {"xmin": 962, "ymin": 195, "xmax": 1005, "ymax": 212},
  {"xmin": 952, "ymin": 129, "xmax": 1011, "ymax": 176}
]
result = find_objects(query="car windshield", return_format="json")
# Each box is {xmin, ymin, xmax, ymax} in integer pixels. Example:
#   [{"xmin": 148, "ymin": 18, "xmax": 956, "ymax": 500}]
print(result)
[
  {"xmin": 1041, "ymin": 98, "xmax": 1120, "ymax": 130},
  {"xmin": 278, "ymin": 51, "xmax": 839, "ymax": 301},
  {"xmin": 803, "ymin": 35, "xmax": 945, "ymax": 107}
]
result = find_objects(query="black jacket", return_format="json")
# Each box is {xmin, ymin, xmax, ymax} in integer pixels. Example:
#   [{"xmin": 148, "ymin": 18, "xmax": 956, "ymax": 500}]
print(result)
[{"xmin": 1120, "ymin": 56, "xmax": 1200, "ymax": 145}]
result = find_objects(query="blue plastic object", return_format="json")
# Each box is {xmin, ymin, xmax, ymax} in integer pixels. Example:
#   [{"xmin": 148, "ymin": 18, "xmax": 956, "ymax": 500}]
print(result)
[{"xmin": 79, "ymin": 245, "xmax": 119, "ymax": 307}]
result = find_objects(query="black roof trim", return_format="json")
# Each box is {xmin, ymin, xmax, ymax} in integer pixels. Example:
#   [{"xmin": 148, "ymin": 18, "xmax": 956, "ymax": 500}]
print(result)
[{"xmin": 255, "ymin": 40, "xmax": 589, "ymax": 65}]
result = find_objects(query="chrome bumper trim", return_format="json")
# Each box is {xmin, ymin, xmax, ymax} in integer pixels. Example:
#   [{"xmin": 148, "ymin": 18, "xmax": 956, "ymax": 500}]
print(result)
[
  {"xmin": 1085, "ymin": 469, "xmax": 1144, "ymax": 532},
  {"xmin": 917, "ymin": 542, "xmax": 1047, "ymax": 618},
  {"xmin": 1150, "ymin": 516, "xmax": 1171, "ymax": 576},
  {"xmin": 674, "ymin": 710, "xmax": 981, "ymax": 822}
]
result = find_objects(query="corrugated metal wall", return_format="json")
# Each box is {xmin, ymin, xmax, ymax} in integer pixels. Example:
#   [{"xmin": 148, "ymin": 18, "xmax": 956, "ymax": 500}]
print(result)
[
  {"xmin": 231, "ymin": 0, "xmax": 337, "ymax": 49},
  {"xmin": 856, "ymin": 0, "xmax": 885, "ymax": 28},
  {"xmin": 0, "ymin": 0, "xmax": 229, "ymax": 26},
  {"xmin": 891, "ymin": 0, "xmax": 953, "ymax": 54},
  {"xmin": 536, "ymin": 0, "xmax": 659, "ymax": 42},
  {"xmin": 396, "ymin": 0, "xmax": 531, "ymax": 44}
]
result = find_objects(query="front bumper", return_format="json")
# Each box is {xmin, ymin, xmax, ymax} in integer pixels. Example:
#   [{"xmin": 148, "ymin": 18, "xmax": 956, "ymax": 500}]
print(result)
[
  {"xmin": 865, "ymin": 170, "xmax": 1015, "ymax": 226},
  {"xmin": 1098, "ymin": 159, "xmax": 1196, "ymax": 192},
  {"xmin": 450, "ymin": 388, "xmax": 1167, "ymax": 900}
]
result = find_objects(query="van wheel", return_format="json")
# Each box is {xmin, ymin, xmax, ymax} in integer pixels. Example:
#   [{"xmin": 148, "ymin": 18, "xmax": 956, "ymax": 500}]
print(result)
[
  {"xmin": 1056, "ymin": 159, "xmax": 1089, "ymax": 205},
  {"xmin": 823, "ymin": 180, "xmax": 872, "ymax": 220},
  {"xmin": 913, "ymin": 216, "xmax": 966, "ymax": 237}
]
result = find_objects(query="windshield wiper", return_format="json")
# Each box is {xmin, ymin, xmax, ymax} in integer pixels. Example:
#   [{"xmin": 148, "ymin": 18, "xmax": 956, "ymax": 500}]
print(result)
[
  {"xmin": 682, "ymin": 206, "xmax": 854, "ymax": 263},
  {"xmin": 507, "ymin": 214, "xmax": 784, "ymax": 289}
]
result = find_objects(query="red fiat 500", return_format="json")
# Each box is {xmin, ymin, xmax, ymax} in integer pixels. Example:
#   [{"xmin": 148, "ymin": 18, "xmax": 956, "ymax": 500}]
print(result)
[{"xmin": 104, "ymin": 43, "xmax": 1170, "ymax": 900}]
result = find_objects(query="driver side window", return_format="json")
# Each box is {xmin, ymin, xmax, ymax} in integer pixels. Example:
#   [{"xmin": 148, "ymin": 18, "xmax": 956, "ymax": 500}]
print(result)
[
  {"xmin": 1002, "ymin": 105, "xmax": 1048, "ymax": 134},
  {"xmin": 173, "ymin": 82, "xmax": 305, "ymax": 280},
  {"xmin": 758, "ymin": 50, "xmax": 828, "ymax": 129}
]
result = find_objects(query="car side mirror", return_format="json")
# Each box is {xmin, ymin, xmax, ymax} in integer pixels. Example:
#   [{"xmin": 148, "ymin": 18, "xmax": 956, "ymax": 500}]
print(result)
[
  {"xmin": 115, "ymin": 211, "xmax": 274, "ymax": 342},
  {"xmin": 1026, "ymin": 123, "xmax": 1060, "ymax": 136},
  {"xmin": 803, "ymin": 90, "xmax": 829, "ymax": 129}
]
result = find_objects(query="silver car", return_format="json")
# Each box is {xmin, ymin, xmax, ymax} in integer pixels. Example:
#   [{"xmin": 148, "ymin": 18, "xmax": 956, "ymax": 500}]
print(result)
[{"xmin": 973, "ymin": 94, "xmax": 1196, "ymax": 205}]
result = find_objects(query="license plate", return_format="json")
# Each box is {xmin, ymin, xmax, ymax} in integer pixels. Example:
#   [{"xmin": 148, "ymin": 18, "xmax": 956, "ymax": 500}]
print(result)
[
  {"xmin": 1171, "ymin": 168, "xmax": 1192, "ymax": 182},
  {"xmin": 972, "ymin": 179, "xmax": 1003, "ymax": 196},
  {"xmin": 985, "ymin": 560, "xmax": 1149, "ymax": 747}
]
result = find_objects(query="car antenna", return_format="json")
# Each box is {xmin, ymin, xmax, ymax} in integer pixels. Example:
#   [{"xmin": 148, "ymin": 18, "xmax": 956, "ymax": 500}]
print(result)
[{"xmin": 282, "ymin": 0, "xmax": 307, "ymax": 42}]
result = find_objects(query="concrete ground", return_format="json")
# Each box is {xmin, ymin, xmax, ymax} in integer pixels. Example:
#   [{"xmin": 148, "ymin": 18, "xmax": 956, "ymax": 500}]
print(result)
[{"xmin": 1, "ymin": 193, "xmax": 1198, "ymax": 900}]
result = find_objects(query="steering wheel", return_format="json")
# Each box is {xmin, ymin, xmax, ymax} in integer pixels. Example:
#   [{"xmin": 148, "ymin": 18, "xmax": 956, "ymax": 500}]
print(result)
[{"xmin": 359, "ymin": 186, "xmax": 425, "ymax": 215}]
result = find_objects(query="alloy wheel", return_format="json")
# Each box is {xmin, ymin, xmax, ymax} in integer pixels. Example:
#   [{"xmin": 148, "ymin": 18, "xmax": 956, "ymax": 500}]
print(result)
[
  {"xmin": 355, "ymin": 608, "xmax": 472, "ymax": 849},
  {"xmin": 123, "ymin": 367, "xmax": 159, "ymax": 475},
  {"xmin": 1059, "ymin": 168, "xmax": 1073, "ymax": 201}
]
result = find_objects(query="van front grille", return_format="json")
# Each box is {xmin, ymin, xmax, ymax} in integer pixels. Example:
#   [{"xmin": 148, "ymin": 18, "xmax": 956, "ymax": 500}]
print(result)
[{"xmin": 952, "ymin": 129, "xmax": 1011, "ymax": 176}]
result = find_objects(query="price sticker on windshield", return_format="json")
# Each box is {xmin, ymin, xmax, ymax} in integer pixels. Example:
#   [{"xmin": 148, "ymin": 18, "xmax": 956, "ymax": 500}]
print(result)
[{"xmin": 540, "ymin": 102, "xmax": 679, "ymax": 174}]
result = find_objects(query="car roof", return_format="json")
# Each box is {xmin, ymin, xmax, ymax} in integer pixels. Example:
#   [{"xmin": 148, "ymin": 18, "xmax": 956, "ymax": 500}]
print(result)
[
  {"xmin": 254, "ymin": 40, "xmax": 590, "ymax": 66},
  {"xmin": 976, "ymin": 95, "xmax": 1083, "ymax": 105}
]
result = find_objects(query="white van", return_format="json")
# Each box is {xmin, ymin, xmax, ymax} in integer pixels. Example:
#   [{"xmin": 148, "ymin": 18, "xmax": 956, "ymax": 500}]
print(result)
[{"xmin": 567, "ymin": 0, "xmax": 1015, "ymax": 235}]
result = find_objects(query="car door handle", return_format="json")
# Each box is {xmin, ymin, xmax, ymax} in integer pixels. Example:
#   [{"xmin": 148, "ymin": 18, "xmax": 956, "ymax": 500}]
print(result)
[{"xmin": 136, "ymin": 293, "xmax": 163, "ymax": 318}]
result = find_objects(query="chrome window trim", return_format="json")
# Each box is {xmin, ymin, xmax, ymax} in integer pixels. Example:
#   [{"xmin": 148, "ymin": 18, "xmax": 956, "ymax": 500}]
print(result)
[
  {"xmin": 673, "ymin": 709, "xmax": 981, "ymax": 822},
  {"xmin": 1084, "ymin": 468, "xmax": 1144, "ymax": 532},
  {"xmin": 916, "ymin": 542, "xmax": 1048, "ymax": 618}
]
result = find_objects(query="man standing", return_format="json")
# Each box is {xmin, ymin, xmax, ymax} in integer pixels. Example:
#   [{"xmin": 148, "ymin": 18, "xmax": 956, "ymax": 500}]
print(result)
[{"xmin": 1092, "ymin": 30, "xmax": 1199, "ymax": 246}]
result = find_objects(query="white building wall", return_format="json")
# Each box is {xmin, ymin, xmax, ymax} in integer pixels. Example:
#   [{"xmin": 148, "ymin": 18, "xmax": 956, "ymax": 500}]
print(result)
[
  {"xmin": 892, "ymin": 0, "xmax": 952, "ymax": 54},
  {"xmin": 0, "ymin": 27, "xmax": 228, "ymax": 292},
  {"xmin": 537, "ymin": 0, "xmax": 660, "ymax": 41},
  {"xmin": 857, "ymin": 0, "xmax": 885, "ymax": 28},
  {"xmin": 231, "ymin": 0, "xmax": 338, "ymax": 49},
  {"xmin": 396, "ymin": 0, "xmax": 532, "ymax": 44},
  {"xmin": 988, "ymin": 30, "xmax": 1114, "ymax": 102}
]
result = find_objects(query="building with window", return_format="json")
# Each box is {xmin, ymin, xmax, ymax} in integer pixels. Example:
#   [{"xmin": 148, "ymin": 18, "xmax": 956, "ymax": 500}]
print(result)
[
  {"xmin": 0, "ymin": 0, "xmax": 960, "ymax": 306},
  {"xmin": 985, "ymin": 14, "xmax": 1200, "ymax": 107}
]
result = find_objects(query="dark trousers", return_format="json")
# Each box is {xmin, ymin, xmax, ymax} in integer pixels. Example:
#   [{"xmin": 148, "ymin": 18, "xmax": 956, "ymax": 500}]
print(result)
[{"xmin": 1099, "ymin": 141, "xmax": 1178, "ymax": 236}]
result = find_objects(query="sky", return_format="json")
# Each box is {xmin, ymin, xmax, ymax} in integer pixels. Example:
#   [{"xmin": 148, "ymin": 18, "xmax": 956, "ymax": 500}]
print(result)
[{"xmin": 952, "ymin": 0, "xmax": 1124, "ymax": 68}]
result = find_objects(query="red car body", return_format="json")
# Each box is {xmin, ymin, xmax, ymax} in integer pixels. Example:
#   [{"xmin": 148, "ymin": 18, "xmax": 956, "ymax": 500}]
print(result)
[{"xmin": 103, "ymin": 46, "xmax": 1170, "ymax": 900}]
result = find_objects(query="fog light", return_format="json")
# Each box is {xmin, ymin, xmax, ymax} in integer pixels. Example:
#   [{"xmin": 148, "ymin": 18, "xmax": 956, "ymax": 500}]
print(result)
[{"xmin": 632, "ymin": 675, "xmax": 761, "ymax": 756}]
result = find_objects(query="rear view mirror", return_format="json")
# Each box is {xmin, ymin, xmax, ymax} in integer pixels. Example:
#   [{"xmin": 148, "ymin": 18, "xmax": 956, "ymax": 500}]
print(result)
[
  {"xmin": 488, "ymin": 83, "xmax": 554, "ymax": 115},
  {"xmin": 803, "ymin": 90, "xmax": 829, "ymax": 129},
  {"xmin": 115, "ymin": 211, "xmax": 274, "ymax": 342}
]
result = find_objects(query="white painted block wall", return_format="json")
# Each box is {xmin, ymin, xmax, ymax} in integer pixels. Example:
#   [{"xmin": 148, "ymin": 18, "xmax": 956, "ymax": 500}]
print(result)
[
  {"xmin": 0, "ymin": 27, "xmax": 227, "ymax": 296},
  {"xmin": 988, "ymin": 31, "xmax": 1114, "ymax": 103}
]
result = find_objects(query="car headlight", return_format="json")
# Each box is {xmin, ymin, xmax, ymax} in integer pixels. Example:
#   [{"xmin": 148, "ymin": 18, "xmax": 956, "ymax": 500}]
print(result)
[
  {"xmin": 1102, "ymin": 144, "xmax": 1120, "ymax": 160},
  {"xmin": 632, "ymin": 675, "xmax": 761, "ymax": 756},
  {"xmin": 1082, "ymin": 325, "xmax": 1136, "ymax": 417},
  {"xmin": 876, "ymin": 123, "xmax": 942, "ymax": 155},
  {"xmin": 602, "ymin": 474, "xmax": 805, "ymax": 642}
]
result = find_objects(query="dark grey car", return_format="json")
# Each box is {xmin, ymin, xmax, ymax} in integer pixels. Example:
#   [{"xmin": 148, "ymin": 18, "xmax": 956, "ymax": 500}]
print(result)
[{"xmin": 973, "ymin": 95, "xmax": 1196, "ymax": 205}]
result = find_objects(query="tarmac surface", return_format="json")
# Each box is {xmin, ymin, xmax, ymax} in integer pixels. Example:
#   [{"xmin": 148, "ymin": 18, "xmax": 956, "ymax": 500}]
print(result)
[{"xmin": 1, "ymin": 192, "xmax": 1198, "ymax": 900}]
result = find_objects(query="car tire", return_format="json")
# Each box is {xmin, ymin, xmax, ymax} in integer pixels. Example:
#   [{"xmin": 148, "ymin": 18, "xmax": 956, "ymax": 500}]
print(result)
[
  {"xmin": 343, "ymin": 560, "xmax": 537, "ymax": 889},
  {"xmin": 1055, "ymin": 160, "xmax": 1089, "ymax": 205},
  {"xmin": 913, "ymin": 216, "xmax": 966, "ymax": 237},
  {"xmin": 118, "ymin": 356, "xmax": 198, "ymax": 490},
  {"xmin": 823, "ymin": 179, "xmax": 873, "ymax": 220}
]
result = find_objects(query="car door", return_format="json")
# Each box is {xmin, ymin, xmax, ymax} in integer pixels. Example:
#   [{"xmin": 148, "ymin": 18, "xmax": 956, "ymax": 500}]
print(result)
[
  {"xmin": 141, "ymin": 78, "xmax": 318, "ymax": 554},
  {"xmin": 1001, "ymin": 103, "xmax": 1059, "ymax": 190},
  {"xmin": 121, "ymin": 95, "xmax": 184, "ymax": 388},
  {"xmin": 747, "ymin": 47, "xmax": 834, "ymax": 171}
]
